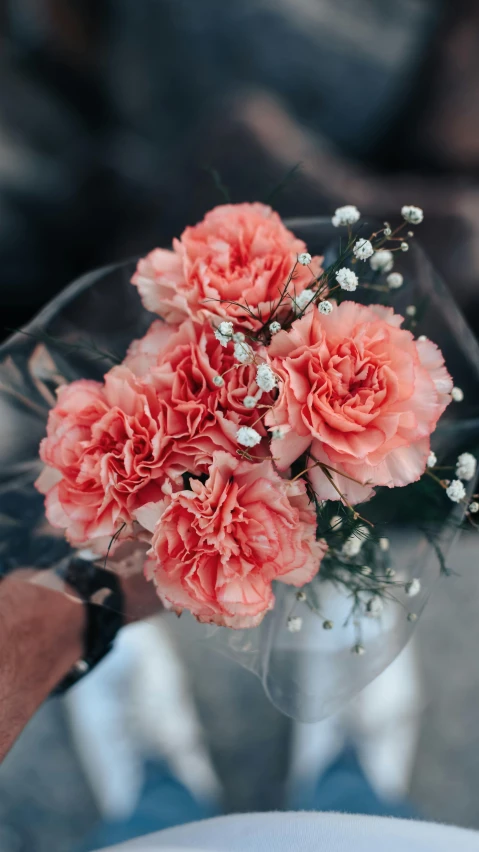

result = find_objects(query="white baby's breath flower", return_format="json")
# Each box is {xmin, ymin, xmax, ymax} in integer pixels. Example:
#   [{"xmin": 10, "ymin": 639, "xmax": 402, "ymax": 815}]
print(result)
[
  {"xmin": 427, "ymin": 451, "xmax": 437, "ymax": 468},
  {"xmin": 379, "ymin": 537, "xmax": 390, "ymax": 552},
  {"xmin": 370, "ymin": 250, "xmax": 394, "ymax": 273},
  {"xmin": 318, "ymin": 300, "xmax": 333, "ymax": 315},
  {"xmin": 287, "ymin": 616, "xmax": 303, "ymax": 633},
  {"xmin": 342, "ymin": 535, "xmax": 363, "ymax": 558},
  {"xmin": 256, "ymin": 363, "xmax": 277, "ymax": 392},
  {"xmin": 387, "ymin": 272, "xmax": 404, "ymax": 290},
  {"xmin": 469, "ymin": 501, "xmax": 479, "ymax": 514},
  {"xmin": 234, "ymin": 340, "xmax": 254, "ymax": 364},
  {"xmin": 366, "ymin": 597, "xmax": 384, "ymax": 618},
  {"xmin": 405, "ymin": 578, "xmax": 421, "ymax": 597},
  {"xmin": 298, "ymin": 252, "xmax": 312, "ymax": 266},
  {"xmin": 417, "ymin": 335, "xmax": 427, "ymax": 342},
  {"xmin": 335, "ymin": 267, "xmax": 358, "ymax": 291},
  {"xmin": 214, "ymin": 321, "xmax": 234, "ymax": 346},
  {"xmin": 452, "ymin": 386, "xmax": 464, "ymax": 402},
  {"xmin": 296, "ymin": 591, "xmax": 307, "ymax": 602},
  {"xmin": 361, "ymin": 566, "xmax": 372, "ymax": 576},
  {"xmin": 269, "ymin": 321, "xmax": 281, "ymax": 335},
  {"xmin": 213, "ymin": 375, "xmax": 224, "ymax": 387},
  {"xmin": 293, "ymin": 289, "xmax": 315, "ymax": 313},
  {"xmin": 353, "ymin": 238, "xmax": 374, "ymax": 261},
  {"xmin": 332, "ymin": 205, "xmax": 361, "ymax": 227},
  {"xmin": 401, "ymin": 205, "xmax": 424, "ymax": 225},
  {"xmin": 236, "ymin": 426, "xmax": 262, "ymax": 448},
  {"xmin": 446, "ymin": 479, "xmax": 466, "ymax": 503},
  {"xmin": 406, "ymin": 305, "xmax": 416, "ymax": 317},
  {"xmin": 401, "ymin": 242, "xmax": 409, "ymax": 252},
  {"xmin": 271, "ymin": 428, "xmax": 285, "ymax": 440},
  {"xmin": 243, "ymin": 395, "xmax": 258, "ymax": 409},
  {"xmin": 456, "ymin": 453, "xmax": 477, "ymax": 482},
  {"xmin": 352, "ymin": 644, "xmax": 366, "ymax": 656}
]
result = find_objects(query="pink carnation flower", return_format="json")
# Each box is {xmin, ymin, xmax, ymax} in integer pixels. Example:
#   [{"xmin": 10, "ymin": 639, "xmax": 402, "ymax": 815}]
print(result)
[
  {"xmin": 36, "ymin": 368, "xmax": 176, "ymax": 547},
  {"xmin": 138, "ymin": 452, "xmax": 327, "ymax": 629},
  {"xmin": 125, "ymin": 319, "xmax": 273, "ymax": 473},
  {"xmin": 266, "ymin": 302, "xmax": 452, "ymax": 503},
  {"xmin": 131, "ymin": 203, "xmax": 322, "ymax": 331}
]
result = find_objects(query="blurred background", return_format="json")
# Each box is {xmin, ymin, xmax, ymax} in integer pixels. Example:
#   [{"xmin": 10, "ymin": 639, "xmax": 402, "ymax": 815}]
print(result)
[
  {"xmin": 2, "ymin": 0, "xmax": 479, "ymax": 336},
  {"xmin": 2, "ymin": 1, "xmax": 479, "ymax": 850}
]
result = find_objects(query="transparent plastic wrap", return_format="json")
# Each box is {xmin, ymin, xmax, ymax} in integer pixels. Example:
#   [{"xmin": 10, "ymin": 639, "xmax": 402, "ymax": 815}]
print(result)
[{"xmin": 1, "ymin": 220, "xmax": 478, "ymax": 722}]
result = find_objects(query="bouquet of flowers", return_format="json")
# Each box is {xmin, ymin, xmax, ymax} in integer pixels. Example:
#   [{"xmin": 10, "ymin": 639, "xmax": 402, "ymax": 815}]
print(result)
[{"xmin": 2, "ymin": 201, "xmax": 478, "ymax": 719}]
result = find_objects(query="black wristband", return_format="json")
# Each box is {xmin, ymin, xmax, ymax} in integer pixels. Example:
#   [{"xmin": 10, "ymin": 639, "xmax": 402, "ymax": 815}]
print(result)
[{"xmin": 52, "ymin": 557, "xmax": 124, "ymax": 694}]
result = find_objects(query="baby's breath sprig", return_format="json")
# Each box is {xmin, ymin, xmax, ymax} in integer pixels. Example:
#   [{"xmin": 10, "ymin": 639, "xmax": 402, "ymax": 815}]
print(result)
[
  {"xmin": 424, "ymin": 419, "xmax": 478, "ymax": 517},
  {"xmin": 206, "ymin": 204, "xmax": 425, "ymax": 341},
  {"xmin": 306, "ymin": 454, "xmax": 374, "ymax": 529},
  {"xmin": 285, "ymin": 455, "xmax": 430, "ymax": 638},
  {"xmin": 282, "ymin": 207, "xmax": 422, "ymax": 327},
  {"xmin": 300, "ymin": 529, "xmax": 422, "ymax": 644}
]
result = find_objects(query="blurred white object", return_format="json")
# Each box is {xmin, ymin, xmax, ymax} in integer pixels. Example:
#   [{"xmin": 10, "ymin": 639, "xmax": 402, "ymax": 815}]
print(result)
[
  {"xmin": 65, "ymin": 618, "xmax": 220, "ymax": 819},
  {"xmin": 288, "ymin": 581, "xmax": 422, "ymax": 802},
  {"xmin": 289, "ymin": 642, "xmax": 421, "ymax": 802},
  {"xmin": 347, "ymin": 640, "xmax": 421, "ymax": 800},
  {"xmin": 96, "ymin": 811, "xmax": 479, "ymax": 852}
]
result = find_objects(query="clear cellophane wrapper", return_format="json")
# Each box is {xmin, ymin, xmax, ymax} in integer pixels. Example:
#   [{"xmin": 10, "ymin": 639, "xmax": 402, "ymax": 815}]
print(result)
[{"xmin": 1, "ymin": 220, "xmax": 478, "ymax": 721}]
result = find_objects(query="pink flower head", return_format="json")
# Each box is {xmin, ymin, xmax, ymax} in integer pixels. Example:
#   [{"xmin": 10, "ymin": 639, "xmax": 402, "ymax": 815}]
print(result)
[
  {"xmin": 131, "ymin": 203, "xmax": 322, "ymax": 331},
  {"xmin": 140, "ymin": 452, "xmax": 326, "ymax": 629},
  {"xmin": 36, "ymin": 368, "xmax": 175, "ymax": 547},
  {"xmin": 266, "ymin": 302, "xmax": 452, "ymax": 503},
  {"xmin": 125, "ymin": 318, "xmax": 273, "ymax": 473}
]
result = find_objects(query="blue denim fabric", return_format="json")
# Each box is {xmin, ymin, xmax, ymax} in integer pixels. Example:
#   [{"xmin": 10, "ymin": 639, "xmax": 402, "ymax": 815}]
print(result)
[
  {"xmin": 78, "ymin": 747, "xmax": 415, "ymax": 850},
  {"xmin": 77, "ymin": 760, "xmax": 219, "ymax": 851}
]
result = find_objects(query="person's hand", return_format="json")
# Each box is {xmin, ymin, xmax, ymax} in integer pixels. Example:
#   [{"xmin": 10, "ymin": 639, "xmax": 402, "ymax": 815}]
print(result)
[
  {"xmin": 0, "ymin": 569, "xmax": 84, "ymax": 760},
  {"xmin": 0, "ymin": 548, "xmax": 163, "ymax": 761},
  {"xmin": 97, "ymin": 540, "xmax": 164, "ymax": 624}
]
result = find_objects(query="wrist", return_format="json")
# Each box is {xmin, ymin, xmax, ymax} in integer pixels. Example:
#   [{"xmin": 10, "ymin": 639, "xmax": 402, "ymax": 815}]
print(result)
[
  {"xmin": 1, "ymin": 571, "xmax": 85, "ymax": 683},
  {"xmin": 51, "ymin": 559, "xmax": 126, "ymax": 694},
  {"xmin": 0, "ymin": 572, "xmax": 85, "ymax": 760}
]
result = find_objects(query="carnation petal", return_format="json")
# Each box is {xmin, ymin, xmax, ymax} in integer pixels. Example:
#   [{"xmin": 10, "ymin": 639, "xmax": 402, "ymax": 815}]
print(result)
[
  {"xmin": 271, "ymin": 433, "xmax": 311, "ymax": 470},
  {"xmin": 134, "ymin": 500, "xmax": 166, "ymax": 533},
  {"xmin": 133, "ymin": 203, "xmax": 322, "ymax": 331},
  {"xmin": 146, "ymin": 452, "xmax": 326, "ymax": 628},
  {"xmin": 308, "ymin": 443, "xmax": 375, "ymax": 503},
  {"xmin": 132, "ymin": 248, "xmax": 188, "ymax": 323},
  {"xmin": 267, "ymin": 301, "xmax": 451, "ymax": 503},
  {"xmin": 35, "ymin": 464, "xmax": 62, "ymax": 495}
]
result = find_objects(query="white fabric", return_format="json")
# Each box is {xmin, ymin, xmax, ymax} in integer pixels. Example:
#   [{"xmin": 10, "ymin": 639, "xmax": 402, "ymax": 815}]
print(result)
[{"xmin": 100, "ymin": 811, "xmax": 479, "ymax": 852}]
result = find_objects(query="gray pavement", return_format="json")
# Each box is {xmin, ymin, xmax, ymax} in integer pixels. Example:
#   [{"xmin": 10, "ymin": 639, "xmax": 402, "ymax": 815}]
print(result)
[{"xmin": 1, "ymin": 532, "xmax": 479, "ymax": 849}]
